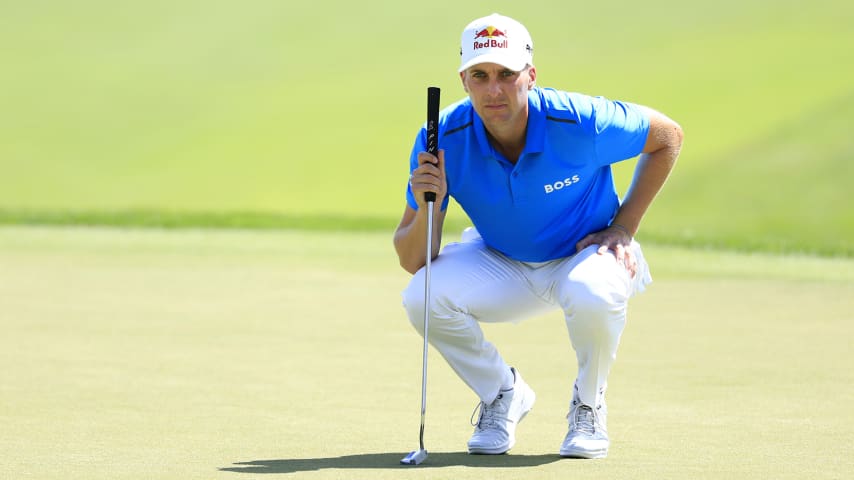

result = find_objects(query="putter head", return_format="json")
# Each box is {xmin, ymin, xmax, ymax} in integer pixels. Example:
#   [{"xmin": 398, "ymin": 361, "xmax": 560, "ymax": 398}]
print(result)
[{"xmin": 400, "ymin": 449, "xmax": 428, "ymax": 465}]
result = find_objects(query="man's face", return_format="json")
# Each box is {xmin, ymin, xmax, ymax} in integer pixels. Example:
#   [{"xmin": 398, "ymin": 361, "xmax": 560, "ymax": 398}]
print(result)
[{"xmin": 460, "ymin": 63, "xmax": 536, "ymax": 130}]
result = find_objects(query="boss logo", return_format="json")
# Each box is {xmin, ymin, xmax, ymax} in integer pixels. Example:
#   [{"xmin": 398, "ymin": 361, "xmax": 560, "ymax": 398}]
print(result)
[{"xmin": 544, "ymin": 175, "xmax": 580, "ymax": 194}]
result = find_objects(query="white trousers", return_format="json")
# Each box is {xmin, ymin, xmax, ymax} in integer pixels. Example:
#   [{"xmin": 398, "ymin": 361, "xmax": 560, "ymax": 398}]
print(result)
[{"xmin": 401, "ymin": 228, "xmax": 652, "ymax": 408}]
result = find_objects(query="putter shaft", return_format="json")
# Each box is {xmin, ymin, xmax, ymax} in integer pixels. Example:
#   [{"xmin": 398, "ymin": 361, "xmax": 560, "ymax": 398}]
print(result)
[{"xmin": 419, "ymin": 201, "xmax": 433, "ymax": 451}]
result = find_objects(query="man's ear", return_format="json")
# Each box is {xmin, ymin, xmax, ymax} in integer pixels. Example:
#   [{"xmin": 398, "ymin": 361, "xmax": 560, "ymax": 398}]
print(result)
[
  {"xmin": 527, "ymin": 66, "xmax": 537, "ymax": 90},
  {"xmin": 460, "ymin": 71, "xmax": 469, "ymax": 93}
]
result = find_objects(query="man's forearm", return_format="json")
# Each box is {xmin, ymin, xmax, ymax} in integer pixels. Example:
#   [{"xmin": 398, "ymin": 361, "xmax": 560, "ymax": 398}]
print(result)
[
  {"xmin": 394, "ymin": 204, "xmax": 447, "ymax": 274},
  {"xmin": 613, "ymin": 147, "xmax": 680, "ymax": 236}
]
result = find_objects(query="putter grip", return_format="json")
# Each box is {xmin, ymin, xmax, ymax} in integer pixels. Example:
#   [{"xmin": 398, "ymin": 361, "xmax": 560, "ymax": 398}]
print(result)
[{"xmin": 425, "ymin": 87, "xmax": 440, "ymax": 203}]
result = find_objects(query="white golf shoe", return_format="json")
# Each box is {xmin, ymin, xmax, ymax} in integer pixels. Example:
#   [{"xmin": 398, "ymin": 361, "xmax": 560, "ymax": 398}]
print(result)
[
  {"xmin": 467, "ymin": 368, "xmax": 536, "ymax": 454},
  {"xmin": 559, "ymin": 395, "xmax": 609, "ymax": 459}
]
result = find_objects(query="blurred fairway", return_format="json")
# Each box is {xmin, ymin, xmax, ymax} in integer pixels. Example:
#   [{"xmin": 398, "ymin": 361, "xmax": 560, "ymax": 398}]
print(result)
[
  {"xmin": 1, "ymin": 226, "xmax": 852, "ymax": 479},
  {"xmin": 1, "ymin": 0, "xmax": 853, "ymax": 255}
]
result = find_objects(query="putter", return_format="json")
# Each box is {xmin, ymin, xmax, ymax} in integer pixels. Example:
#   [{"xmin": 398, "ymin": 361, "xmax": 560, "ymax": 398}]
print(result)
[{"xmin": 401, "ymin": 86, "xmax": 440, "ymax": 466}]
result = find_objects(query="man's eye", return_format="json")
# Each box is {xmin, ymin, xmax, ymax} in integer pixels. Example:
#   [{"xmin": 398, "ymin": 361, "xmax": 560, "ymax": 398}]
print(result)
[{"xmin": 501, "ymin": 70, "xmax": 515, "ymax": 77}]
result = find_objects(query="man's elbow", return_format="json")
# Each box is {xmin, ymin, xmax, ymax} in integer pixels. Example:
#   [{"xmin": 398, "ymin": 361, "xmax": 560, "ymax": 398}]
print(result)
[
  {"xmin": 643, "ymin": 108, "xmax": 684, "ymax": 155},
  {"xmin": 393, "ymin": 237, "xmax": 423, "ymax": 275},
  {"xmin": 670, "ymin": 120, "xmax": 684, "ymax": 150},
  {"xmin": 399, "ymin": 257, "xmax": 423, "ymax": 275},
  {"xmin": 651, "ymin": 119, "xmax": 683, "ymax": 166}
]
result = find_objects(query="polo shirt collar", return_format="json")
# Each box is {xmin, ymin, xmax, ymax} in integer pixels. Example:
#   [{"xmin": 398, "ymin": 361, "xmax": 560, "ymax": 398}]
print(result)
[{"xmin": 525, "ymin": 88, "xmax": 545, "ymax": 154}]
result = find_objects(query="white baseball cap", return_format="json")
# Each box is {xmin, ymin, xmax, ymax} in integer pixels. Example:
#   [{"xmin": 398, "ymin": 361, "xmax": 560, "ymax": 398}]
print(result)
[{"xmin": 459, "ymin": 13, "xmax": 534, "ymax": 73}]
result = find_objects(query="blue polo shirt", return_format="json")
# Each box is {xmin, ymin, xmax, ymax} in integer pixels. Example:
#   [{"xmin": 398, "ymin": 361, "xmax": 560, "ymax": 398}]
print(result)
[{"xmin": 406, "ymin": 87, "xmax": 649, "ymax": 262}]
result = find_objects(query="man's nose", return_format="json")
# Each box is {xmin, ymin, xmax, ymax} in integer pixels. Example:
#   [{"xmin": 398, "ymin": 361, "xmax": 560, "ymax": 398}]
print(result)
[{"xmin": 486, "ymin": 77, "xmax": 501, "ymax": 96}]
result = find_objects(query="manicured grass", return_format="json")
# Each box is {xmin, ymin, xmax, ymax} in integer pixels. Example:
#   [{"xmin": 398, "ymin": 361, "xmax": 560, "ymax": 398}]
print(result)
[
  {"xmin": 2, "ymin": 1, "xmax": 852, "ymax": 255},
  {"xmin": 1, "ymin": 226, "xmax": 851, "ymax": 479},
  {"xmin": 0, "ymin": 208, "xmax": 470, "ymax": 238}
]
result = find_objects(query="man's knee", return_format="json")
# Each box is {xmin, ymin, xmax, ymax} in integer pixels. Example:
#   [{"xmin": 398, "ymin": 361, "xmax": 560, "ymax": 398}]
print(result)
[
  {"xmin": 561, "ymin": 279, "xmax": 620, "ymax": 315},
  {"xmin": 402, "ymin": 272, "xmax": 471, "ymax": 337},
  {"xmin": 560, "ymin": 275, "xmax": 628, "ymax": 345},
  {"xmin": 559, "ymin": 262, "xmax": 629, "ymax": 321}
]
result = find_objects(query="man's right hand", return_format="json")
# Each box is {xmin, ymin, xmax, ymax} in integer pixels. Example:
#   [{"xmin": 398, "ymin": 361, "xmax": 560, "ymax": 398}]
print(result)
[{"xmin": 409, "ymin": 149, "xmax": 447, "ymax": 207}]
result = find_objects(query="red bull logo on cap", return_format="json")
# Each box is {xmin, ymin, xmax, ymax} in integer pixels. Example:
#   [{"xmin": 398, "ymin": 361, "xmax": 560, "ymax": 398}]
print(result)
[{"xmin": 472, "ymin": 25, "xmax": 508, "ymax": 50}]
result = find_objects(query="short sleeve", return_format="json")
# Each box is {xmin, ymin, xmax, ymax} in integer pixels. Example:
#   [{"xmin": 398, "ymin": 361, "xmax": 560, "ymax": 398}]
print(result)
[{"xmin": 589, "ymin": 96, "xmax": 650, "ymax": 165}]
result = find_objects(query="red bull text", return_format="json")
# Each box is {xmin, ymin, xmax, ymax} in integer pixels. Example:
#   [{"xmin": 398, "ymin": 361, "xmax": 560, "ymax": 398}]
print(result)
[{"xmin": 472, "ymin": 26, "xmax": 508, "ymax": 50}]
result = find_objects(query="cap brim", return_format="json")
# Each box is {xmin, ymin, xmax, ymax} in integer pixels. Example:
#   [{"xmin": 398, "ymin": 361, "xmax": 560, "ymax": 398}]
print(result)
[{"xmin": 458, "ymin": 53, "xmax": 529, "ymax": 73}]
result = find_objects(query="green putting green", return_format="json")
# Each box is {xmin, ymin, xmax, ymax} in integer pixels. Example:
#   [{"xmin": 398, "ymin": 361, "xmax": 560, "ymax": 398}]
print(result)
[{"xmin": 1, "ymin": 226, "xmax": 851, "ymax": 479}]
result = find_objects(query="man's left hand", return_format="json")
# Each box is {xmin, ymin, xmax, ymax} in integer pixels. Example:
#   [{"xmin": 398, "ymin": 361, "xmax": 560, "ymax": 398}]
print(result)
[{"xmin": 575, "ymin": 225, "xmax": 637, "ymax": 278}]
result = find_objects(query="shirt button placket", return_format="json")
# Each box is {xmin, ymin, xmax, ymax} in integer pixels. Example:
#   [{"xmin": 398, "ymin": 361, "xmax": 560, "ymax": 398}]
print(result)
[{"xmin": 510, "ymin": 167, "xmax": 523, "ymax": 203}]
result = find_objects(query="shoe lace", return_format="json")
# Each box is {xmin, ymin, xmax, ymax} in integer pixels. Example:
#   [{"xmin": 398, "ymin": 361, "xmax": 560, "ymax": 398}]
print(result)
[
  {"xmin": 569, "ymin": 403, "xmax": 598, "ymax": 436},
  {"xmin": 470, "ymin": 393, "xmax": 505, "ymax": 429}
]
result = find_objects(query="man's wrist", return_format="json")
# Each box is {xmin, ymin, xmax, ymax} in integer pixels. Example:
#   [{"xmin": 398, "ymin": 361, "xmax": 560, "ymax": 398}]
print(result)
[{"xmin": 610, "ymin": 223, "xmax": 633, "ymax": 236}]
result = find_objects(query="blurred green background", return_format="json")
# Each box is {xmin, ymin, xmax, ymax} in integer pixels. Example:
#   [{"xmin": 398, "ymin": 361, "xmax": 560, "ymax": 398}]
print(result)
[{"xmin": 2, "ymin": 0, "xmax": 852, "ymax": 255}]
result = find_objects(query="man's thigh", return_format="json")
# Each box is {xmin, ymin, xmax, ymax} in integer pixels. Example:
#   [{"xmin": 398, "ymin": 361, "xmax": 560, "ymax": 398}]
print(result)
[{"xmin": 414, "ymin": 237, "xmax": 556, "ymax": 324}]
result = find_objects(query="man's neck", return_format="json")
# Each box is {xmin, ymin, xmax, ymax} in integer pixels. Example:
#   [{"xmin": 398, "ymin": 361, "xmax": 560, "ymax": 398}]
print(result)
[{"xmin": 486, "ymin": 126, "xmax": 527, "ymax": 164}]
